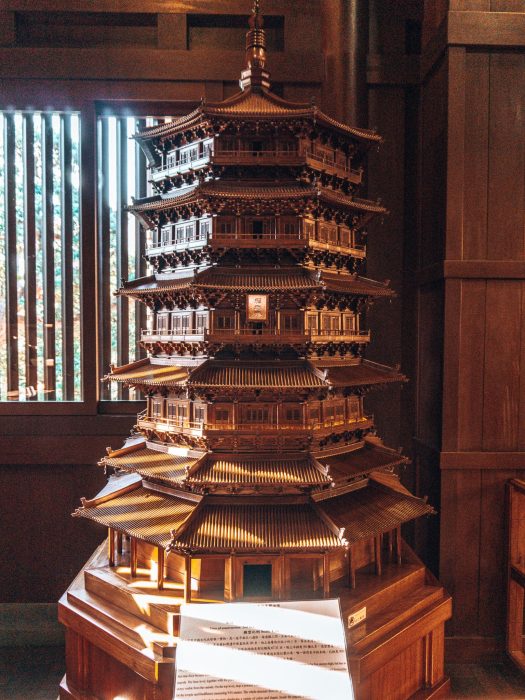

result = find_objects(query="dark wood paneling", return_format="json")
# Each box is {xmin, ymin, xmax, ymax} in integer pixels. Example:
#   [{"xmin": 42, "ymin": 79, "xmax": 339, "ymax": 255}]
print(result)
[
  {"xmin": 462, "ymin": 51, "xmax": 489, "ymax": 260},
  {"xmin": 477, "ymin": 469, "xmax": 523, "ymax": 638},
  {"xmin": 440, "ymin": 470, "xmax": 482, "ymax": 635},
  {"xmin": 0, "ymin": 464, "xmax": 105, "ymax": 602},
  {"xmin": 488, "ymin": 53, "xmax": 525, "ymax": 261},
  {"xmin": 482, "ymin": 282, "xmax": 522, "ymax": 450},
  {"xmin": 417, "ymin": 283, "xmax": 444, "ymax": 449},
  {"xmin": 420, "ymin": 60, "xmax": 447, "ymax": 268},
  {"xmin": 366, "ymin": 85, "xmax": 405, "ymax": 450},
  {"xmin": 448, "ymin": 10, "xmax": 525, "ymax": 46},
  {"xmin": 439, "ymin": 33, "xmax": 525, "ymax": 655},
  {"xmin": 457, "ymin": 281, "xmax": 486, "ymax": 451}
]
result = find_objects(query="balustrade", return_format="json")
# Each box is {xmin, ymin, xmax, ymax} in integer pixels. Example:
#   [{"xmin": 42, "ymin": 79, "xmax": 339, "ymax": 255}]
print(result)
[{"xmin": 141, "ymin": 329, "xmax": 207, "ymax": 341}]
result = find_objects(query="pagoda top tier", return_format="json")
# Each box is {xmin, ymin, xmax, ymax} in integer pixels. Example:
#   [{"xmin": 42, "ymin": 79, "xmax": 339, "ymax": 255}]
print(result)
[
  {"xmin": 134, "ymin": 1, "xmax": 380, "ymax": 153},
  {"xmin": 134, "ymin": 90, "xmax": 381, "ymax": 147}
]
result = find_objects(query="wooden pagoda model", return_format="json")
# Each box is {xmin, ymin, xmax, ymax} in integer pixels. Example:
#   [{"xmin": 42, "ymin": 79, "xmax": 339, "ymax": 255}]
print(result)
[{"xmin": 59, "ymin": 4, "xmax": 451, "ymax": 699}]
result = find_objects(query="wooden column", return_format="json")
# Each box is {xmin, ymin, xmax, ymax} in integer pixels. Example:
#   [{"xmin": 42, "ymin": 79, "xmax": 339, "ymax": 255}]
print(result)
[
  {"xmin": 323, "ymin": 554, "xmax": 330, "ymax": 598},
  {"xmin": 225, "ymin": 555, "xmax": 234, "ymax": 602},
  {"xmin": 107, "ymin": 528, "xmax": 115, "ymax": 567},
  {"xmin": 130, "ymin": 537, "xmax": 137, "ymax": 578},
  {"xmin": 184, "ymin": 555, "xmax": 192, "ymax": 602},
  {"xmin": 321, "ymin": 0, "xmax": 368, "ymax": 126},
  {"xmin": 395, "ymin": 527, "xmax": 402, "ymax": 565},
  {"xmin": 116, "ymin": 531, "xmax": 123, "ymax": 555},
  {"xmin": 386, "ymin": 529, "xmax": 394, "ymax": 561},
  {"xmin": 157, "ymin": 547, "xmax": 165, "ymax": 590}
]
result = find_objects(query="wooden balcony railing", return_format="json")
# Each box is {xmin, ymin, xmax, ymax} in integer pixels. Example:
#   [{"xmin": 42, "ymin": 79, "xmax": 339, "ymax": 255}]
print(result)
[
  {"xmin": 205, "ymin": 416, "xmax": 373, "ymax": 432},
  {"xmin": 205, "ymin": 328, "xmax": 371, "ymax": 343},
  {"xmin": 146, "ymin": 232, "xmax": 210, "ymax": 253},
  {"xmin": 303, "ymin": 150, "xmax": 363, "ymax": 181},
  {"xmin": 137, "ymin": 415, "xmax": 205, "ymax": 435},
  {"xmin": 151, "ymin": 153, "xmax": 211, "ymax": 177},
  {"xmin": 141, "ymin": 329, "xmax": 207, "ymax": 342},
  {"xmin": 140, "ymin": 328, "xmax": 370, "ymax": 345}
]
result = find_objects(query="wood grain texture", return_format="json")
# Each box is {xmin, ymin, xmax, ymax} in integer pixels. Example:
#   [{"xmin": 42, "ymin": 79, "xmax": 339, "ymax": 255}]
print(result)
[
  {"xmin": 462, "ymin": 51, "xmax": 489, "ymax": 261},
  {"xmin": 457, "ymin": 281, "xmax": 486, "ymax": 451},
  {"xmin": 439, "ymin": 42, "xmax": 525, "ymax": 651},
  {"xmin": 449, "ymin": 10, "xmax": 525, "ymax": 47},
  {"xmin": 439, "ymin": 470, "xmax": 481, "ymax": 635},
  {"xmin": 482, "ymin": 282, "xmax": 521, "ymax": 451},
  {"xmin": 487, "ymin": 53, "xmax": 525, "ymax": 261}
]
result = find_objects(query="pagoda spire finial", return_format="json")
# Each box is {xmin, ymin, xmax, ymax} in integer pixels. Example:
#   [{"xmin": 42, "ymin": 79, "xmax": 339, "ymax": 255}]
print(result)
[{"xmin": 240, "ymin": 0, "xmax": 271, "ymax": 91}]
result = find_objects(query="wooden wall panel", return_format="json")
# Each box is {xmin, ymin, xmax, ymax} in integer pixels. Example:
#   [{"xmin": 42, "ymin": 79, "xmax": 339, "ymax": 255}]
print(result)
[
  {"xmin": 438, "ymin": 28, "xmax": 525, "ymax": 656},
  {"xmin": 478, "ymin": 469, "xmax": 523, "ymax": 638},
  {"xmin": 487, "ymin": 53, "xmax": 525, "ymax": 261},
  {"xmin": 482, "ymin": 282, "xmax": 522, "ymax": 451},
  {"xmin": 440, "ymin": 470, "xmax": 482, "ymax": 635},
  {"xmin": 417, "ymin": 283, "xmax": 444, "ymax": 450},
  {"xmin": 490, "ymin": 0, "xmax": 525, "ymax": 10},
  {"xmin": 457, "ymin": 281, "xmax": 486, "ymax": 451},
  {"xmin": 0, "ymin": 465, "xmax": 105, "ymax": 603},
  {"xmin": 420, "ymin": 61, "xmax": 447, "ymax": 269},
  {"xmin": 462, "ymin": 51, "xmax": 489, "ymax": 260},
  {"xmin": 366, "ymin": 85, "xmax": 405, "ymax": 450}
]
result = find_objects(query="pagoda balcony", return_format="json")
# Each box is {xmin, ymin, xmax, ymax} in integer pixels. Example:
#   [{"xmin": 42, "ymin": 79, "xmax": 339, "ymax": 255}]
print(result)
[
  {"xmin": 136, "ymin": 411, "xmax": 205, "ymax": 437},
  {"xmin": 150, "ymin": 153, "xmax": 211, "ymax": 180},
  {"xmin": 307, "ymin": 237, "xmax": 366, "ymax": 258},
  {"xmin": 209, "ymin": 231, "xmax": 306, "ymax": 249},
  {"xmin": 146, "ymin": 232, "xmax": 210, "ymax": 255},
  {"xmin": 205, "ymin": 328, "xmax": 371, "ymax": 344},
  {"xmin": 210, "ymin": 149, "xmax": 304, "ymax": 167},
  {"xmin": 206, "ymin": 416, "xmax": 373, "ymax": 433},
  {"xmin": 141, "ymin": 329, "xmax": 207, "ymax": 343},
  {"xmin": 303, "ymin": 150, "xmax": 363, "ymax": 184},
  {"xmin": 208, "ymin": 231, "xmax": 366, "ymax": 257}
]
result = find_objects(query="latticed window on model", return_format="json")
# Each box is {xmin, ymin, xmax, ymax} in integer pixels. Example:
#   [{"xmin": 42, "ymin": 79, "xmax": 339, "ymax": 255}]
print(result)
[
  {"xmin": 96, "ymin": 115, "xmax": 158, "ymax": 400},
  {"xmin": 0, "ymin": 111, "xmax": 81, "ymax": 401}
]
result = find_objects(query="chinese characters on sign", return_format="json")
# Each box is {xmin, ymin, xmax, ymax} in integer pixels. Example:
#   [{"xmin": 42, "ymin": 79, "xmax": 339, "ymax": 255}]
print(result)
[
  {"xmin": 246, "ymin": 294, "xmax": 269, "ymax": 322},
  {"xmin": 174, "ymin": 599, "xmax": 354, "ymax": 700}
]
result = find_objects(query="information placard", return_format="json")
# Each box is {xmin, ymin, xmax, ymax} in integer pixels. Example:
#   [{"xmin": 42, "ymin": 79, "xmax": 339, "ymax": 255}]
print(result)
[{"xmin": 174, "ymin": 599, "xmax": 354, "ymax": 700}]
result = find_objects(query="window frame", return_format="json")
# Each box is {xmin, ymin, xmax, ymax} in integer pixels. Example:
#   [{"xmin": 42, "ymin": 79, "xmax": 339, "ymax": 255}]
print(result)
[{"xmin": 0, "ymin": 97, "xmax": 200, "ymax": 416}]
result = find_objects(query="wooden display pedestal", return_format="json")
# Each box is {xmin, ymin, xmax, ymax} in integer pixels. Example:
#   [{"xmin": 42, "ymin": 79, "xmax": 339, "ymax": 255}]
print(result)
[{"xmin": 59, "ymin": 540, "xmax": 451, "ymax": 700}]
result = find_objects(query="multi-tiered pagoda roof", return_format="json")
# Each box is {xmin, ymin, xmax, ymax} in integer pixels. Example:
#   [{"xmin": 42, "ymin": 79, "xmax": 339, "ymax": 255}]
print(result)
[{"xmin": 75, "ymin": 0, "xmax": 433, "ymax": 601}]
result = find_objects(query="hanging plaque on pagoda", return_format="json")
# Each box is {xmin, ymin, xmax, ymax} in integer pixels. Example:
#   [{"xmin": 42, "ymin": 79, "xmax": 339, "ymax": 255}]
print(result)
[
  {"xmin": 246, "ymin": 294, "xmax": 269, "ymax": 322},
  {"xmin": 174, "ymin": 599, "xmax": 354, "ymax": 700}
]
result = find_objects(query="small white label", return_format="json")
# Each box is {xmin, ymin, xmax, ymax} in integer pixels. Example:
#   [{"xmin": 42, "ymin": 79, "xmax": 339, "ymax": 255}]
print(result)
[{"xmin": 347, "ymin": 606, "xmax": 366, "ymax": 628}]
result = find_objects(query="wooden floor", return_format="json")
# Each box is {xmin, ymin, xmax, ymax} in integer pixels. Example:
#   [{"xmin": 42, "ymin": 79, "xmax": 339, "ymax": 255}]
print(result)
[{"xmin": 1, "ymin": 646, "xmax": 525, "ymax": 699}]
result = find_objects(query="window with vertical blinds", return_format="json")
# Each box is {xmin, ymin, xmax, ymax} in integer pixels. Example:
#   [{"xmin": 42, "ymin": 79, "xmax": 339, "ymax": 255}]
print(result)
[
  {"xmin": 97, "ymin": 115, "xmax": 150, "ymax": 400},
  {"xmin": 0, "ymin": 111, "xmax": 81, "ymax": 401}
]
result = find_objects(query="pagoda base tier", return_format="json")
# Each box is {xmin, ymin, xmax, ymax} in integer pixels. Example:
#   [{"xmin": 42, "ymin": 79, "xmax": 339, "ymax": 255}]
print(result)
[{"xmin": 59, "ymin": 541, "xmax": 451, "ymax": 700}]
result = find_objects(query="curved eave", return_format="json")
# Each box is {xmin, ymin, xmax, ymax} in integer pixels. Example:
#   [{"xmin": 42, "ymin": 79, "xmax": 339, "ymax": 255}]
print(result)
[
  {"xmin": 117, "ymin": 270, "xmax": 393, "ymax": 299},
  {"xmin": 103, "ymin": 358, "xmax": 189, "ymax": 388},
  {"xmin": 126, "ymin": 184, "xmax": 386, "ymax": 225},
  {"xmin": 133, "ymin": 98, "xmax": 382, "ymax": 149},
  {"xmin": 134, "ymin": 108, "xmax": 205, "ymax": 140}
]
